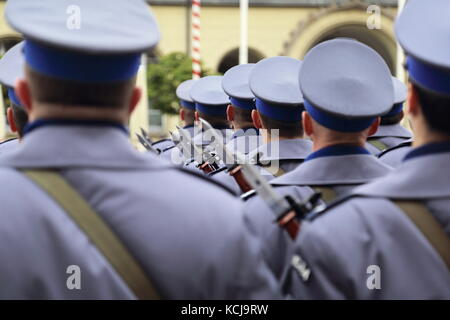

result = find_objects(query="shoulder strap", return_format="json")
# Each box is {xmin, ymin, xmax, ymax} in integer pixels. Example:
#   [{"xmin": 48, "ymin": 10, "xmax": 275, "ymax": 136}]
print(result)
[
  {"xmin": 378, "ymin": 140, "xmax": 413, "ymax": 159},
  {"xmin": 259, "ymin": 164, "xmax": 286, "ymax": 178},
  {"xmin": 368, "ymin": 139, "xmax": 389, "ymax": 152},
  {"xmin": 22, "ymin": 170, "xmax": 160, "ymax": 300},
  {"xmin": 393, "ymin": 200, "xmax": 450, "ymax": 270},
  {"xmin": 312, "ymin": 186, "xmax": 338, "ymax": 204}
]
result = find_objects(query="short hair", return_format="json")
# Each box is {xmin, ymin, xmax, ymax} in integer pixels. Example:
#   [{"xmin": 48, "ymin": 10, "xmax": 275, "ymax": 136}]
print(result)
[
  {"xmin": 11, "ymin": 104, "xmax": 29, "ymax": 137},
  {"xmin": 413, "ymin": 83, "xmax": 450, "ymax": 135},
  {"xmin": 232, "ymin": 106, "xmax": 253, "ymax": 126},
  {"xmin": 381, "ymin": 111, "xmax": 404, "ymax": 126},
  {"xmin": 197, "ymin": 111, "xmax": 229, "ymax": 128},
  {"xmin": 259, "ymin": 113, "xmax": 303, "ymax": 138},
  {"xmin": 182, "ymin": 107, "xmax": 196, "ymax": 126},
  {"xmin": 26, "ymin": 66, "xmax": 136, "ymax": 108}
]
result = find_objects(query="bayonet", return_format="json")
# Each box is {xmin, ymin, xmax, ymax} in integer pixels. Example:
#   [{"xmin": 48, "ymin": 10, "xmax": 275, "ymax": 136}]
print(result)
[
  {"xmin": 140, "ymin": 127, "xmax": 154, "ymax": 145},
  {"xmin": 170, "ymin": 130, "xmax": 194, "ymax": 166},
  {"xmin": 136, "ymin": 133, "xmax": 161, "ymax": 155},
  {"xmin": 177, "ymin": 126, "xmax": 220, "ymax": 173},
  {"xmin": 200, "ymin": 118, "xmax": 320, "ymax": 240}
]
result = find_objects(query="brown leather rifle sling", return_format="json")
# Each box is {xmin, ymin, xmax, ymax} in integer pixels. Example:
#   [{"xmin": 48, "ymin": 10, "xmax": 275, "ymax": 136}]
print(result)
[
  {"xmin": 368, "ymin": 139, "xmax": 389, "ymax": 152},
  {"xmin": 312, "ymin": 187, "xmax": 338, "ymax": 204},
  {"xmin": 22, "ymin": 169, "xmax": 160, "ymax": 299},
  {"xmin": 393, "ymin": 200, "xmax": 450, "ymax": 270}
]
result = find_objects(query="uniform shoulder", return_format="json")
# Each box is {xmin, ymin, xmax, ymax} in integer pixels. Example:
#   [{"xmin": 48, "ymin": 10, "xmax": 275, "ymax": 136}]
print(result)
[
  {"xmin": 174, "ymin": 166, "xmax": 237, "ymax": 197},
  {"xmin": 0, "ymin": 138, "xmax": 18, "ymax": 146},
  {"xmin": 207, "ymin": 166, "xmax": 227, "ymax": 177},
  {"xmin": 378, "ymin": 140, "xmax": 412, "ymax": 158},
  {"xmin": 151, "ymin": 138, "xmax": 172, "ymax": 146}
]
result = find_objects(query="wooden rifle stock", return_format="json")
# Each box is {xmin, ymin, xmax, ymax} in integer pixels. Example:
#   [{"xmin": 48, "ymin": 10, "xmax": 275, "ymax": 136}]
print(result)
[
  {"xmin": 277, "ymin": 210, "xmax": 300, "ymax": 240},
  {"xmin": 228, "ymin": 165, "xmax": 253, "ymax": 193},
  {"xmin": 198, "ymin": 162, "xmax": 215, "ymax": 174}
]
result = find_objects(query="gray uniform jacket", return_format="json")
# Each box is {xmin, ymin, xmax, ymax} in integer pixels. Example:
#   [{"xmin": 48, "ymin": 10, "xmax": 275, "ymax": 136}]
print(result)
[
  {"xmin": 286, "ymin": 149, "xmax": 450, "ymax": 299},
  {"xmin": 366, "ymin": 125, "xmax": 413, "ymax": 168},
  {"xmin": 152, "ymin": 138, "xmax": 175, "ymax": 153},
  {"xmin": 243, "ymin": 149, "xmax": 392, "ymax": 280},
  {"xmin": 249, "ymin": 139, "xmax": 313, "ymax": 178},
  {"xmin": 0, "ymin": 138, "xmax": 19, "ymax": 155},
  {"xmin": 210, "ymin": 129, "xmax": 263, "ymax": 194},
  {"xmin": 0, "ymin": 124, "xmax": 280, "ymax": 299},
  {"xmin": 158, "ymin": 125, "xmax": 197, "ymax": 163},
  {"xmin": 366, "ymin": 124, "xmax": 412, "ymax": 154},
  {"xmin": 183, "ymin": 128, "xmax": 234, "ymax": 171},
  {"xmin": 378, "ymin": 140, "xmax": 413, "ymax": 169}
]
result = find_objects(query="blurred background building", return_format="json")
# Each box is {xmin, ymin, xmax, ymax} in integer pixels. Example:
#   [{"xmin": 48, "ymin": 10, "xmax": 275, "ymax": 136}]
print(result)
[{"xmin": 0, "ymin": 0, "xmax": 403, "ymax": 142}]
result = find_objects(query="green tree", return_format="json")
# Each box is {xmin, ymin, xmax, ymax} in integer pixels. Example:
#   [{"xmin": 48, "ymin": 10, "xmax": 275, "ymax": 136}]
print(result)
[{"xmin": 147, "ymin": 52, "xmax": 211, "ymax": 115}]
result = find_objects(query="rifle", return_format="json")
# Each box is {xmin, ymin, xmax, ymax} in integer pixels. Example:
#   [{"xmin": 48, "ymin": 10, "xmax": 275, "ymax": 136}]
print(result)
[
  {"xmin": 140, "ymin": 128, "xmax": 154, "ymax": 145},
  {"xmin": 200, "ymin": 118, "xmax": 320, "ymax": 240},
  {"xmin": 170, "ymin": 130, "xmax": 195, "ymax": 166},
  {"xmin": 135, "ymin": 133, "xmax": 161, "ymax": 155},
  {"xmin": 177, "ymin": 126, "xmax": 221, "ymax": 174}
]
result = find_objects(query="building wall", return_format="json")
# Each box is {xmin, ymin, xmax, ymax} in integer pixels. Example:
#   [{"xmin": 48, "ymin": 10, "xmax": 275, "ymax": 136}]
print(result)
[
  {"xmin": 152, "ymin": 4, "xmax": 398, "ymax": 72},
  {"xmin": 152, "ymin": 5, "xmax": 318, "ymax": 70},
  {"xmin": 0, "ymin": 2, "xmax": 402, "ymax": 140}
]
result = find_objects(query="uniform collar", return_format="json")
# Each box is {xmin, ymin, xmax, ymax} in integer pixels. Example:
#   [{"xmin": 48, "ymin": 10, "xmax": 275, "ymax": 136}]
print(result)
[
  {"xmin": 0, "ymin": 125, "xmax": 170, "ymax": 170},
  {"xmin": 404, "ymin": 141, "xmax": 450, "ymax": 162},
  {"xmin": 24, "ymin": 118, "xmax": 128, "ymax": 136},
  {"xmin": 305, "ymin": 144, "xmax": 370, "ymax": 162},
  {"xmin": 370, "ymin": 124, "xmax": 412, "ymax": 139},
  {"xmin": 272, "ymin": 152, "xmax": 390, "ymax": 186},
  {"xmin": 250, "ymin": 139, "xmax": 313, "ymax": 162},
  {"xmin": 351, "ymin": 150, "xmax": 450, "ymax": 200}
]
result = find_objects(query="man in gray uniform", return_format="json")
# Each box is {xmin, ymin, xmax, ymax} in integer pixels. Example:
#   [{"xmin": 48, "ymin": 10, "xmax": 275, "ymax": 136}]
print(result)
[
  {"xmin": 158, "ymin": 79, "xmax": 198, "ymax": 160},
  {"xmin": 366, "ymin": 77, "xmax": 413, "ymax": 168},
  {"xmin": 178, "ymin": 75, "xmax": 234, "ymax": 168},
  {"xmin": 223, "ymin": 64, "xmax": 262, "ymax": 155},
  {"xmin": 285, "ymin": 0, "xmax": 450, "ymax": 299},
  {"xmin": 0, "ymin": 0, "xmax": 279, "ymax": 299},
  {"xmin": 247, "ymin": 56, "xmax": 312, "ymax": 179},
  {"xmin": 0, "ymin": 42, "xmax": 28, "ymax": 154},
  {"xmin": 243, "ymin": 38, "xmax": 393, "ymax": 279},
  {"xmin": 210, "ymin": 64, "xmax": 263, "ymax": 194}
]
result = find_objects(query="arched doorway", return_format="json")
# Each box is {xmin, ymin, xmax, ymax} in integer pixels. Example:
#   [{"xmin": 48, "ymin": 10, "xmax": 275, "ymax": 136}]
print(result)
[
  {"xmin": 217, "ymin": 48, "xmax": 265, "ymax": 74},
  {"xmin": 281, "ymin": 5, "xmax": 397, "ymax": 74},
  {"xmin": 310, "ymin": 24, "xmax": 395, "ymax": 73}
]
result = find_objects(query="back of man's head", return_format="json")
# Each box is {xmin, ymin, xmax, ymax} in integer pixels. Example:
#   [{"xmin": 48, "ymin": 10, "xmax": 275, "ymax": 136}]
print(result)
[
  {"xmin": 26, "ymin": 66, "xmax": 136, "ymax": 110},
  {"xmin": 10, "ymin": 104, "xmax": 28, "ymax": 137},
  {"xmin": 414, "ymin": 83, "xmax": 450, "ymax": 136},
  {"xmin": 258, "ymin": 112, "xmax": 303, "ymax": 139}
]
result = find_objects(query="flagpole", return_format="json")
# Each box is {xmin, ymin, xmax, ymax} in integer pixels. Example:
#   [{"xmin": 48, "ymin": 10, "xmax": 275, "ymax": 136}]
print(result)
[
  {"xmin": 396, "ymin": 0, "xmax": 406, "ymax": 83},
  {"xmin": 192, "ymin": 0, "xmax": 201, "ymax": 79},
  {"xmin": 239, "ymin": 0, "xmax": 248, "ymax": 65}
]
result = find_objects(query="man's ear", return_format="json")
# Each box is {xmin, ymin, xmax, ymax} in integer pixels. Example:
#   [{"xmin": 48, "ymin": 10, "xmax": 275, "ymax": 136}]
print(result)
[
  {"xmin": 194, "ymin": 111, "xmax": 199, "ymax": 121},
  {"xmin": 226, "ymin": 105, "xmax": 234, "ymax": 122},
  {"xmin": 128, "ymin": 87, "xmax": 142, "ymax": 115},
  {"xmin": 303, "ymin": 112, "xmax": 313, "ymax": 137},
  {"xmin": 6, "ymin": 107, "xmax": 17, "ymax": 133},
  {"xmin": 15, "ymin": 79, "xmax": 32, "ymax": 113},
  {"xmin": 180, "ymin": 108, "xmax": 185, "ymax": 122},
  {"xmin": 251, "ymin": 110, "xmax": 263, "ymax": 129},
  {"xmin": 368, "ymin": 117, "xmax": 381, "ymax": 136},
  {"xmin": 407, "ymin": 83, "xmax": 420, "ymax": 117}
]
